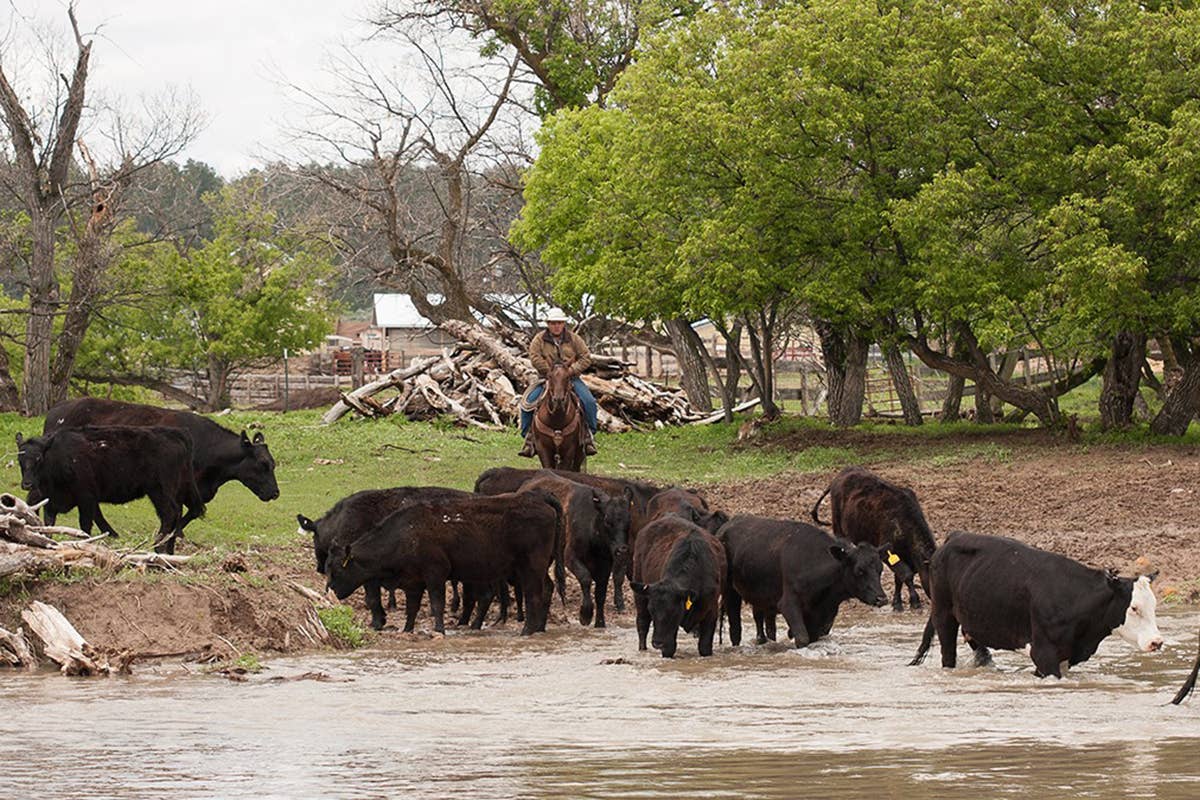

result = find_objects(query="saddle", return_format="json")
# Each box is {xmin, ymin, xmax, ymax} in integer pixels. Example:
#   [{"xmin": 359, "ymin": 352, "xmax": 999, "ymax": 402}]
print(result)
[{"xmin": 526, "ymin": 380, "xmax": 584, "ymax": 447}]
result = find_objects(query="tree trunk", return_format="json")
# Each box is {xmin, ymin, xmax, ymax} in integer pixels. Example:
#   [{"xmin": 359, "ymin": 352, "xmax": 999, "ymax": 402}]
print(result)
[
  {"xmin": 664, "ymin": 318, "xmax": 713, "ymax": 413},
  {"xmin": 23, "ymin": 214, "xmax": 57, "ymax": 416},
  {"xmin": 0, "ymin": 347, "xmax": 22, "ymax": 412},
  {"xmin": 942, "ymin": 373, "xmax": 964, "ymax": 420},
  {"xmin": 1099, "ymin": 331, "xmax": 1145, "ymax": 430},
  {"xmin": 1150, "ymin": 345, "xmax": 1200, "ymax": 436},
  {"xmin": 974, "ymin": 386, "xmax": 995, "ymax": 423},
  {"xmin": 713, "ymin": 323, "xmax": 744, "ymax": 423},
  {"xmin": 743, "ymin": 310, "xmax": 781, "ymax": 420},
  {"xmin": 816, "ymin": 320, "xmax": 868, "ymax": 428},
  {"xmin": 884, "ymin": 342, "xmax": 922, "ymax": 425},
  {"xmin": 205, "ymin": 358, "xmax": 233, "ymax": 412}
]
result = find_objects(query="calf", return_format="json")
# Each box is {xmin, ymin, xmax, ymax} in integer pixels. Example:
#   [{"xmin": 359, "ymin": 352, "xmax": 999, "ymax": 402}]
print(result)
[
  {"xmin": 519, "ymin": 475, "xmax": 631, "ymax": 628},
  {"xmin": 812, "ymin": 466, "xmax": 936, "ymax": 610},
  {"xmin": 910, "ymin": 531, "xmax": 1164, "ymax": 678},
  {"xmin": 325, "ymin": 491, "xmax": 565, "ymax": 636},
  {"xmin": 297, "ymin": 486, "xmax": 474, "ymax": 631},
  {"xmin": 475, "ymin": 466, "xmax": 662, "ymax": 609},
  {"xmin": 721, "ymin": 516, "xmax": 888, "ymax": 649},
  {"xmin": 45, "ymin": 397, "xmax": 279, "ymax": 529},
  {"xmin": 16, "ymin": 427, "xmax": 205, "ymax": 555},
  {"xmin": 630, "ymin": 515, "xmax": 725, "ymax": 658}
]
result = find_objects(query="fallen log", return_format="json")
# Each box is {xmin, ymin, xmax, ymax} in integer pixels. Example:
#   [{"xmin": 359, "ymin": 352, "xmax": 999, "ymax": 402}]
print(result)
[
  {"xmin": 322, "ymin": 356, "xmax": 439, "ymax": 424},
  {"xmin": 0, "ymin": 625, "xmax": 36, "ymax": 669},
  {"xmin": 440, "ymin": 319, "xmax": 539, "ymax": 387},
  {"xmin": 21, "ymin": 601, "xmax": 134, "ymax": 676}
]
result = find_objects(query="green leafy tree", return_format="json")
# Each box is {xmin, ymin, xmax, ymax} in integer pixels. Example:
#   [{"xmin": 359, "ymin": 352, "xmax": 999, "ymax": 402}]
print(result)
[{"xmin": 80, "ymin": 182, "xmax": 336, "ymax": 411}]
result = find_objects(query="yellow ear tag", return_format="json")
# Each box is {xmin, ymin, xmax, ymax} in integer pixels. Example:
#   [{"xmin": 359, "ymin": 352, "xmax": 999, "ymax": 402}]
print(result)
[
  {"xmin": 342, "ymin": 555, "xmax": 351, "ymax": 568},
  {"xmin": 685, "ymin": 596, "xmax": 694, "ymax": 611},
  {"xmin": 887, "ymin": 552, "xmax": 900, "ymax": 566}
]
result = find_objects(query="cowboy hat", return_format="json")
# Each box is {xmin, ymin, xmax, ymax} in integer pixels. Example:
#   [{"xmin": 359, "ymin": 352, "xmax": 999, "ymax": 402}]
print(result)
[{"xmin": 544, "ymin": 307, "xmax": 569, "ymax": 323}]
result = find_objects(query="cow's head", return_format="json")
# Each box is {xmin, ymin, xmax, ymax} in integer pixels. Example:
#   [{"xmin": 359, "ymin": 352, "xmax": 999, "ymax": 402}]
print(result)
[
  {"xmin": 631, "ymin": 579, "xmax": 693, "ymax": 658},
  {"xmin": 238, "ymin": 430, "xmax": 280, "ymax": 501},
  {"xmin": 595, "ymin": 490, "xmax": 631, "ymax": 564},
  {"xmin": 14, "ymin": 432, "xmax": 48, "ymax": 493},
  {"xmin": 1112, "ymin": 574, "xmax": 1164, "ymax": 653},
  {"xmin": 832, "ymin": 541, "xmax": 888, "ymax": 607},
  {"xmin": 324, "ymin": 541, "xmax": 367, "ymax": 600}
]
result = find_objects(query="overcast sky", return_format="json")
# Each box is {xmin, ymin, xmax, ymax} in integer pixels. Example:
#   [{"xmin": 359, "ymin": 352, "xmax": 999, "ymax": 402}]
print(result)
[{"xmin": 4, "ymin": 0, "xmax": 383, "ymax": 176}]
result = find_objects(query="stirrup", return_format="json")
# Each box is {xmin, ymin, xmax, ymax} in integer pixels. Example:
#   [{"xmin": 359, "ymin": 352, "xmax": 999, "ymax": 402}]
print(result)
[{"xmin": 518, "ymin": 437, "xmax": 536, "ymax": 458}]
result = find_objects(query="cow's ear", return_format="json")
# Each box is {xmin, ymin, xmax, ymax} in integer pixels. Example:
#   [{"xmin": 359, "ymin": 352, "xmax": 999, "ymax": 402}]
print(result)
[
  {"xmin": 1143, "ymin": 570, "xmax": 1160, "ymax": 583},
  {"xmin": 623, "ymin": 486, "xmax": 636, "ymax": 505},
  {"xmin": 297, "ymin": 514, "xmax": 317, "ymax": 533},
  {"xmin": 240, "ymin": 430, "xmax": 251, "ymax": 446},
  {"xmin": 1104, "ymin": 567, "xmax": 1122, "ymax": 587},
  {"xmin": 252, "ymin": 431, "xmax": 265, "ymax": 445},
  {"xmin": 829, "ymin": 543, "xmax": 849, "ymax": 562},
  {"xmin": 592, "ymin": 490, "xmax": 603, "ymax": 507},
  {"xmin": 630, "ymin": 581, "xmax": 649, "ymax": 596}
]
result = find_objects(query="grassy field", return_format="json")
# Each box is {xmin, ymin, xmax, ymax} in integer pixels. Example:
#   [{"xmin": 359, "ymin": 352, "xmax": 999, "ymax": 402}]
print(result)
[{"xmin": 3, "ymin": 408, "xmax": 1197, "ymax": 556}]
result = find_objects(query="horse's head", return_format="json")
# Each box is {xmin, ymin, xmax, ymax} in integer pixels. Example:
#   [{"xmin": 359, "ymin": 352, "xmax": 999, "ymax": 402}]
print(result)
[{"xmin": 546, "ymin": 363, "xmax": 572, "ymax": 413}]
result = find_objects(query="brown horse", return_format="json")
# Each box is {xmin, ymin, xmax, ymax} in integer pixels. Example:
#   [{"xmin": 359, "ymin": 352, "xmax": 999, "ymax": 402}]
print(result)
[{"xmin": 532, "ymin": 363, "xmax": 586, "ymax": 472}]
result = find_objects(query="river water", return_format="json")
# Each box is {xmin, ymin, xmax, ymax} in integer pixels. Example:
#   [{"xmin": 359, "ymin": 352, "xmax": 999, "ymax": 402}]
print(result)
[{"xmin": 1, "ymin": 605, "xmax": 1198, "ymax": 798}]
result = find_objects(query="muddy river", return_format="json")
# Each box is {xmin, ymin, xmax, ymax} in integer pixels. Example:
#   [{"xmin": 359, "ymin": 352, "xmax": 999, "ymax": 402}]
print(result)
[{"xmin": 2, "ymin": 606, "xmax": 1198, "ymax": 798}]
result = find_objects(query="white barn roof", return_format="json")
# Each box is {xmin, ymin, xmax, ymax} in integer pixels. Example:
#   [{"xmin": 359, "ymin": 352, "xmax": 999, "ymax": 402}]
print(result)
[{"xmin": 373, "ymin": 293, "xmax": 539, "ymax": 329}]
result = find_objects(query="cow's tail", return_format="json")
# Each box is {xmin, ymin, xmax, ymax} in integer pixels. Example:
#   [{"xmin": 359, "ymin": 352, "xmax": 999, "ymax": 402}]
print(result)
[
  {"xmin": 1171, "ymin": 628, "xmax": 1200, "ymax": 705},
  {"xmin": 186, "ymin": 473, "xmax": 207, "ymax": 521},
  {"xmin": 810, "ymin": 486, "xmax": 832, "ymax": 526},
  {"xmin": 909, "ymin": 615, "xmax": 936, "ymax": 667},
  {"xmin": 544, "ymin": 493, "xmax": 567, "ymax": 608},
  {"xmin": 718, "ymin": 595, "xmax": 725, "ymax": 647}
]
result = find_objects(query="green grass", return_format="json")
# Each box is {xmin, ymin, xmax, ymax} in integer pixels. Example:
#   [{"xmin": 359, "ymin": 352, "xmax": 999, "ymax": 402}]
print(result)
[
  {"xmin": 318, "ymin": 605, "xmax": 367, "ymax": 648},
  {"xmin": 3, "ymin": 406, "xmax": 1198, "ymax": 552}
]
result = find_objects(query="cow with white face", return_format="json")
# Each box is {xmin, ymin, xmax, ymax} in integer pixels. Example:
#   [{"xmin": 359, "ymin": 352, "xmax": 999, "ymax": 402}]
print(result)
[{"xmin": 910, "ymin": 532, "xmax": 1163, "ymax": 678}]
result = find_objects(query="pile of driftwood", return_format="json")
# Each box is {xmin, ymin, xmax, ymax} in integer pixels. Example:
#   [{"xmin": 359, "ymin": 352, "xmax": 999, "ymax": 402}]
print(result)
[
  {"xmin": 324, "ymin": 320, "xmax": 704, "ymax": 431},
  {"xmin": 0, "ymin": 602, "xmax": 134, "ymax": 675}
]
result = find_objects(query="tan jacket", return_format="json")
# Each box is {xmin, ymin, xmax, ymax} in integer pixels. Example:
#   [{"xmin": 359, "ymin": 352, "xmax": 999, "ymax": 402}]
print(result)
[{"xmin": 529, "ymin": 328, "xmax": 592, "ymax": 377}]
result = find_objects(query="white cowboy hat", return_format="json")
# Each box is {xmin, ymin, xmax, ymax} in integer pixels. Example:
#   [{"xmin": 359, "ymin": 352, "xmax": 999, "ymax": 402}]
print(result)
[{"xmin": 544, "ymin": 307, "xmax": 569, "ymax": 323}]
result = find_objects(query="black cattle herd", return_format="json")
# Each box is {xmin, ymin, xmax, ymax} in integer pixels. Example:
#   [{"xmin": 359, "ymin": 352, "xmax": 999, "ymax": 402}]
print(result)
[{"xmin": 11, "ymin": 400, "xmax": 1200, "ymax": 701}]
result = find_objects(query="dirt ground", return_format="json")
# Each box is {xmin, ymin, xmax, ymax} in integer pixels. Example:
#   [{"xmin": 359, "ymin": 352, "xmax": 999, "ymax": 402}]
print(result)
[
  {"xmin": 709, "ymin": 429, "xmax": 1200, "ymax": 598},
  {"xmin": 4, "ymin": 429, "xmax": 1199, "ymax": 663}
]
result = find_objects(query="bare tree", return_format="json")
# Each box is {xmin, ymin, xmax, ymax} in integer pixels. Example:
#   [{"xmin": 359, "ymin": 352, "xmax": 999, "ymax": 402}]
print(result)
[{"xmin": 0, "ymin": 4, "xmax": 200, "ymax": 413}]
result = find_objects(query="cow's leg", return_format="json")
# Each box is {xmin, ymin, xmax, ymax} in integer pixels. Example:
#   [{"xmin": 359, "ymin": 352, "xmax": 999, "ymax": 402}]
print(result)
[
  {"xmin": 593, "ymin": 562, "xmax": 611, "ymax": 629},
  {"xmin": 364, "ymin": 581, "xmax": 387, "ymax": 630},
  {"xmin": 889, "ymin": 563, "xmax": 910, "ymax": 611},
  {"xmin": 724, "ymin": 586, "xmax": 743, "ymax": 647},
  {"xmin": 402, "ymin": 588, "xmax": 423, "ymax": 632},
  {"xmin": 449, "ymin": 581, "xmax": 461, "ymax": 614},
  {"xmin": 780, "ymin": 591, "xmax": 811, "ymax": 649},
  {"xmin": 519, "ymin": 569, "xmax": 547, "ymax": 636},
  {"xmin": 426, "ymin": 578, "xmax": 448, "ymax": 634},
  {"xmin": 935, "ymin": 611, "xmax": 960, "ymax": 669},
  {"xmin": 76, "ymin": 504, "xmax": 96, "ymax": 536},
  {"xmin": 635, "ymin": 592, "xmax": 651, "ymax": 651},
  {"xmin": 513, "ymin": 578, "xmax": 525, "ymax": 623},
  {"xmin": 148, "ymin": 492, "xmax": 181, "ymax": 554},
  {"xmin": 457, "ymin": 584, "xmax": 476, "ymax": 627},
  {"xmin": 470, "ymin": 584, "xmax": 494, "ymax": 630},
  {"xmin": 765, "ymin": 613, "xmax": 777, "ymax": 642},
  {"xmin": 1030, "ymin": 637, "xmax": 1064, "ymax": 678},
  {"xmin": 697, "ymin": 613, "xmax": 718, "ymax": 657},
  {"xmin": 612, "ymin": 568, "xmax": 626, "ymax": 613},
  {"xmin": 494, "ymin": 580, "xmax": 510, "ymax": 625},
  {"xmin": 753, "ymin": 608, "xmax": 768, "ymax": 645},
  {"xmin": 388, "ymin": 589, "xmax": 398, "ymax": 610},
  {"xmin": 573, "ymin": 559, "xmax": 595, "ymax": 627},
  {"xmin": 92, "ymin": 506, "xmax": 120, "ymax": 539},
  {"xmin": 968, "ymin": 640, "xmax": 994, "ymax": 667}
]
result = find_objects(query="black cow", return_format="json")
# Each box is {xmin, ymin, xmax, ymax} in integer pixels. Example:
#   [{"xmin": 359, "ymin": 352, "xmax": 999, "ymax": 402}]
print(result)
[
  {"xmin": 519, "ymin": 474, "xmax": 631, "ymax": 628},
  {"xmin": 44, "ymin": 398, "xmax": 279, "ymax": 530},
  {"xmin": 297, "ymin": 486, "xmax": 474, "ymax": 631},
  {"xmin": 16, "ymin": 426, "xmax": 205, "ymax": 554},
  {"xmin": 476, "ymin": 466, "xmax": 664, "ymax": 610},
  {"xmin": 630, "ymin": 515, "xmax": 725, "ymax": 658},
  {"xmin": 720, "ymin": 515, "xmax": 888, "ymax": 649},
  {"xmin": 812, "ymin": 466, "xmax": 936, "ymax": 610},
  {"xmin": 910, "ymin": 532, "xmax": 1164, "ymax": 678},
  {"xmin": 325, "ymin": 491, "xmax": 566, "ymax": 636}
]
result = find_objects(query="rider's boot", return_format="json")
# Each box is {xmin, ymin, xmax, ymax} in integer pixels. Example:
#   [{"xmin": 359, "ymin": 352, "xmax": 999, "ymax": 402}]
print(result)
[
  {"xmin": 583, "ymin": 428, "xmax": 598, "ymax": 456},
  {"xmin": 518, "ymin": 430, "xmax": 536, "ymax": 458}
]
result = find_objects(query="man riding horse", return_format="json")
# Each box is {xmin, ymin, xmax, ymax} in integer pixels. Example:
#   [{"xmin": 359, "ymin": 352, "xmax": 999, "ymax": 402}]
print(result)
[{"xmin": 519, "ymin": 308, "xmax": 599, "ymax": 458}]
